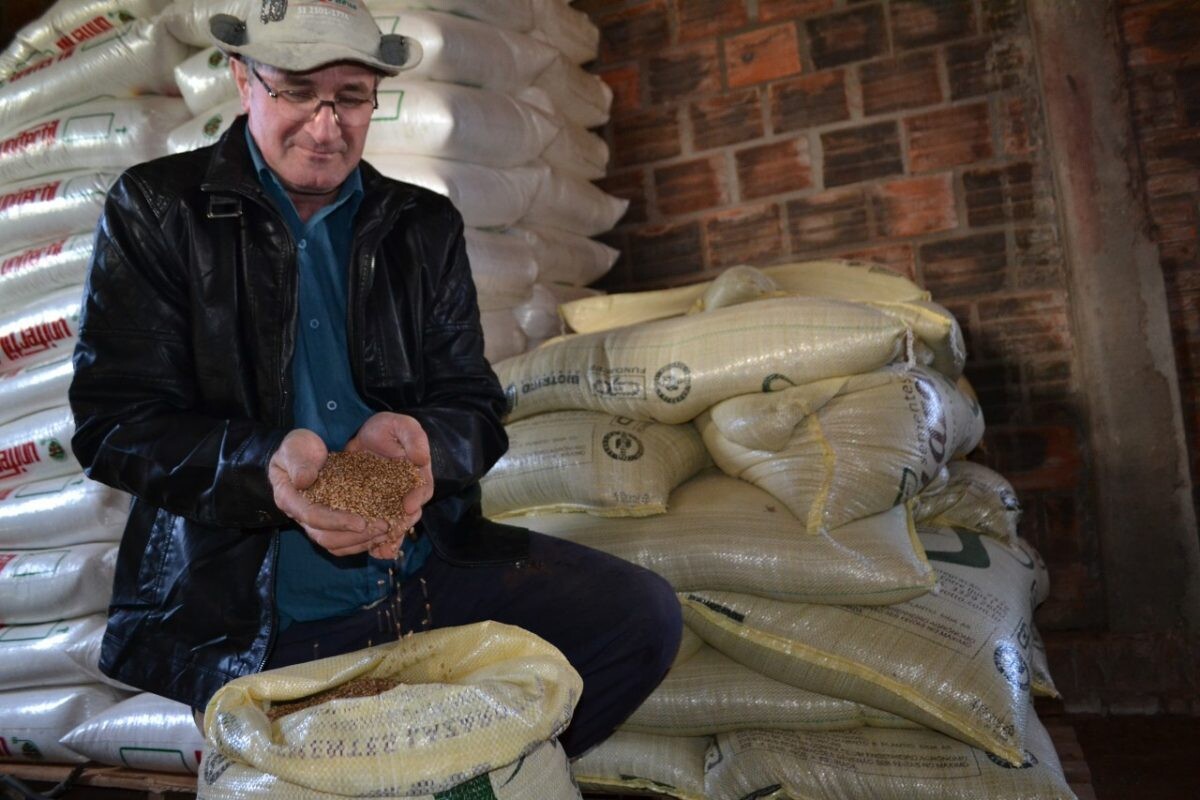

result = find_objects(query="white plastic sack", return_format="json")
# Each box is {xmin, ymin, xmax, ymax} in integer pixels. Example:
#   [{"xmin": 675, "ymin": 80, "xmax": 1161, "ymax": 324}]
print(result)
[
  {"xmin": 0, "ymin": 96, "xmax": 189, "ymax": 186},
  {"xmin": 369, "ymin": 155, "xmax": 545, "ymax": 229},
  {"xmin": 0, "ymin": 232, "xmax": 93, "ymax": 315},
  {"xmin": 572, "ymin": 731, "xmax": 707, "ymax": 800},
  {"xmin": 522, "ymin": 166, "xmax": 628, "ymax": 236},
  {"xmin": 0, "ymin": 357, "xmax": 74, "ymax": 427},
  {"xmin": 913, "ymin": 460, "xmax": 1022, "ymax": 544},
  {"xmin": 520, "ymin": 469, "xmax": 935, "ymax": 606},
  {"xmin": 0, "ymin": 286, "xmax": 83, "ymax": 378},
  {"xmin": 514, "ymin": 283, "xmax": 564, "ymax": 340},
  {"xmin": 197, "ymin": 622, "xmax": 581, "ymax": 799},
  {"xmin": 0, "ymin": 541, "xmax": 116, "ymax": 624},
  {"xmin": 697, "ymin": 365, "xmax": 984, "ymax": 532},
  {"xmin": 481, "ymin": 308, "xmax": 527, "ymax": 363},
  {"xmin": 0, "ymin": 406, "xmax": 79, "ymax": 493},
  {"xmin": 0, "ymin": 20, "xmax": 188, "ymax": 133},
  {"xmin": 0, "ymin": 0, "xmax": 169, "ymax": 77},
  {"xmin": 60, "ymin": 692, "xmax": 205, "ymax": 773},
  {"xmin": 365, "ymin": 80, "xmax": 557, "ymax": 168},
  {"xmin": 167, "ymin": 99, "xmax": 240, "ymax": 155},
  {"xmin": 0, "ymin": 614, "xmax": 109, "ymax": 691},
  {"xmin": 463, "ymin": 228, "xmax": 537, "ymax": 311},
  {"xmin": 373, "ymin": 0, "xmax": 535, "ymax": 32},
  {"xmin": 526, "ymin": 56, "xmax": 612, "ymax": 128},
  {"xmin": 0, "ymin": 683, "xmax": 123, "ymax": 762},
  {"xmin": 529, "ymin": 0, "xmax": 600, "ymax": 64},
  {"xmin": 0, "ymin": 471, "xmax": 129, "ymax": 550},
  {"xmin": 0, "ymin": 170, "xmax": 115, "ymax": 255},
  {"xmin": 541, "ymin": 119, "xmax": 609, "ymax": 180},
  {"xmin": 513, "ymin": 224, "xmax": 618, "ymax": 287},
  {"xmin": 174, "ymin": 47, "xmax": 235, "ymax": 115},
  {"xmin": 682, "ymin": 529, "xmax": 1047, "ymax": 765},
  {"xmin": 481, "ymin": 410, "xmax": 710, "ymax": 518},
  {"xmin": 375, "ymin": 10, "xmax": 554, "ymax": 92},
  {"xmin": 495, "ymin": 296, "xmax": 912, "ymax": 424},
  {"xmin": 704, "ymin": 715, "xmax": 1077, "ymax": 800}
]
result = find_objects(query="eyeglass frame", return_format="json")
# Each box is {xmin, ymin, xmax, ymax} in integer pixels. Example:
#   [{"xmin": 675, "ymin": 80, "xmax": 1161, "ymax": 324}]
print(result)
[{"xmin": 249, "ymin": 65, "xmax": 379, "ymax": 126}]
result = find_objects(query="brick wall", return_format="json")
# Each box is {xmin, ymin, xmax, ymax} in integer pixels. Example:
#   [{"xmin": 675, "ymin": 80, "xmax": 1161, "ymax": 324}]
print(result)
[{"xmin": 581, "ymin": 0, "xmax": 1107, "ymax": 681}]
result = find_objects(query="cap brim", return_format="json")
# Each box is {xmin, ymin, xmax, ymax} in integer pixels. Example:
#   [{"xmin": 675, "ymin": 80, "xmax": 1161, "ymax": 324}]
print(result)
[{"xmin": 209, "ymin": 16, "xmax": 422, "ymax": 76}]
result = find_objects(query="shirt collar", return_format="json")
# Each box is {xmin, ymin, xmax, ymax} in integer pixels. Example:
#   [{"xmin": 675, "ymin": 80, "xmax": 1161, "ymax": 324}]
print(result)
[{"xmin": 244, "ymin": 124, "xmax": 363, "ymax": 228}]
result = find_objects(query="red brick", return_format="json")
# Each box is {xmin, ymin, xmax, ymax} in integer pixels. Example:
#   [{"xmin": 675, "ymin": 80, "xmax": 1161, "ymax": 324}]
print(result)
[
  {"xmin": 735, "ymin": 138, "xmax": 813, "ymax": 201},
  {"xmin": 982, "ymin": 0, "xmax": 1025, "ymax": 34},
  {"xmin": 759, "ymin": 0, "xmax": 836, "ymax": 23},
  {"xmin": 786, "ymin": 187, "xmax": 868, "ymax": 252},
  {"xmin": 870, "ymin": 174, "xmax": 958, "ymax": 237},
  {"xmin": 980, "ymin": 422, "xmax": 1082, "ymax": 492},
  {"xmin": 627, "ymin": 221, "xmax": 706, "ymax": 280},
  {"xmin": 691, "ymin": 90, "xmax": 764, "ymax": 151},
  {"xmin": 860, "ymin": 52, "xmax": 942, "ymax": 116},
  {"xmin": 596, "ymin": 169, "xmax": 649, "ymax": 225},
  {"xmin": 964, "ymin": 162, "xmax": 1039, "ymax": 226},
  {"xmin": 806, "ymin": 6, "xmax": 889, "ymax": 69},
  {"xmin": 770, "ymin": 70, "xmax": 850, "ymax": 132},
  {"xmin": 725, "ymin": 23, "xmax": 803, "ymax": 89},
  {"xmin": 599, "ymin": 65, "xmax": 641, "ymax": 114},
  {"xmin": 675, "ymin": 0, "xmax": 749, "ymax": 41},
  {"xmin": 610, "ymin": 107, "xmax": 682, "ymax": 167},
  {"xmin": 597, "ymin": 0, "xmax": 671, "ymax": 63},
  {"xmin": 820, "ymin": 121, "xmax": 903, "ymax": 187},
  {"xmin": 1014, "ymin": 226, "xmax": 1066, "ymax": 289},
  {"xmin": 1000, "ymin": 95, "xmax": 1038, "ymax": 156},
  {"xmin": 836, "ymin": 243, "xmax": 918, "ymax": 281},
  {"xmin": 1119, "ymin": 1, "xmax": 1200, "ymax": 69},
  {"xmin": 704, "ymin": 203, "xmax": 785, "ymax": 268},
  {"xmin": 890, "ymin": 0, "xmax": 977, "ymax": 50},
  {"xmin": 905, "ymin": 103, "xmax": 994, "ymax": 172},
  {"xmin": 648, "ymin": 39, "xmax": 722, "ymax": 104},
  {"xmin": 976, "ymin": 291, "xmax": 1074, "ymax": 361},
  {"xmin": 946, "ymin": 37, "xmax": 1028, "ymax": 100},
  {"xmin": 654, "ymin": 156, "xmax": 728, "ymax": 215},
  {"xmin": 921, "ymin": 232, "xmax": 1007, "ymax": 297}
]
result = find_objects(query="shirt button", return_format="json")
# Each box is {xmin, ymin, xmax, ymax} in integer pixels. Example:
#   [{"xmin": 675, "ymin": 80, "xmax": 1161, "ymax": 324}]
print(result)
[
  {"xmin": 326, "ymin": 400, "xmax": 338, "ymax": 411},
  {"xmin": 298, "ymin": 239, "xmax": 307, "ymax": 250},
  {"xmin": 309, "ymin": 319, "xmax": 320, "ymax": 329}
]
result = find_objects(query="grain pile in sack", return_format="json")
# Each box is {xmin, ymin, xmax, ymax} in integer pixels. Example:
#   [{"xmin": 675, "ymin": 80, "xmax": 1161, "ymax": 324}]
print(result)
[
  {"xmin": 59, "ymin": 692, "xmax": 205, "ymax": 773},
  {"xmin": 0, "ymin": 683, "xmax": 123, "ymax": 762},
  {"xmin": 0, "ymin": 542, "xmax": 116, "ymax": 623},
  {"xmin": 0, "ymin": 0, "xmax": 170, "ymax": 78},
  {"xmin": 572, "ymin": 730, "xmax": 708, "ymax": 800},
  {"xmin": 0, "ymin": 233, "xmax": 93, "ymax": 315},
  {"xmin": 0, "ymin": 406, "xmax": 79, "ymax": 490},
  {"xmin": 624, "ymin": 642, "xmax": 915, "ymax": 737},
  {"xmin": 0, "ymin": 358, "xmax": 74, "ymax": 425},
  {"xmin": 0, "ymin": 19, "xmax": 187, "ymax": 132},
  {"xmin": 561, "ymin": 262, "xmax": 966, "ymax": 378},
  {"xmin": 0, "ymin": 170, "xmax": 115, "ymax": 254},
  {"xmin": 520, "ymin": 469, "xmax": 935, "ymax": 605},
  {"xmin": 0, "ymin": 472, "xmax": 127, "ymax": 548},
  {"xmin": 913, "ymin": 460, "xmax": 1022, "ymax": 544},
  {"xmin": 480, "ymin": 410, "xmax": 710, "ymax": 519},
  {"xmin": 0, "ymin": 614, "xmax": 110, "ymax": 691},
  {"xmin": 697, "ymin": 364, "xmax": 984, "ymax": 532},
  {"xmin": 494, "ymin": 295, "xmax": 913, "ymax": 424},
  {"xmin": 704, "ymin": 714, "xmax": 1077, "ymax": 800},
  {"xmin": 682, "ymin": 529, "xmax": 1047, "ymax": 765},
  {"xmin": 197, "ymin": 621, "xmax": 581, "ymax": 800}
]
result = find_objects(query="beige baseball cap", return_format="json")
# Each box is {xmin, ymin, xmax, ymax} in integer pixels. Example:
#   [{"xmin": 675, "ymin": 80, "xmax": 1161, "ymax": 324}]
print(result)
[{"xmin": 209, "ymin": 0, "xmax": 422, "ymax": 76}]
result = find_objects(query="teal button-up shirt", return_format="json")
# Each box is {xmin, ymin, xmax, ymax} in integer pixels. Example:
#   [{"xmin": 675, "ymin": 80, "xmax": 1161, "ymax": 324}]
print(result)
[{"xmin": 246, "ymin": 128, "xmax": 430, "ymax": 630}]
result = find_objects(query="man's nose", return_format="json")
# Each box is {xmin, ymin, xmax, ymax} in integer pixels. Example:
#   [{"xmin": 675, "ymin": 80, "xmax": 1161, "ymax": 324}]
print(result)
[{"xmin": 307, "ymin": 102, "xmax": 342, "ymax": 141}]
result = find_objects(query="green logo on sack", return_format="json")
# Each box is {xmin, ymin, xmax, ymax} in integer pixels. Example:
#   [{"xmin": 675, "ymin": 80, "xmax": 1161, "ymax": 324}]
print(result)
[
  {"xmin": 203, "ymin": 115, "xmax": 223, "ymax": 138},
  {"xmin": 434, "ymin": 773, "xmax": 497, "ymax": 800},
  {"xmin": 46, "ymin": 440, "xmax": 66, "ymax": 461},
  {"xmin": 208, "ymin": 51, "xmax": 226, "ymax": 69}
]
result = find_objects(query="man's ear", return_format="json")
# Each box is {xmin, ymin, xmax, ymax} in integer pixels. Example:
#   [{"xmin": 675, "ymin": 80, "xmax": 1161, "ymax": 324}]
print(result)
[{"xmin": 230, "ymin": 57, "xmax": 253, "ymax": 113}]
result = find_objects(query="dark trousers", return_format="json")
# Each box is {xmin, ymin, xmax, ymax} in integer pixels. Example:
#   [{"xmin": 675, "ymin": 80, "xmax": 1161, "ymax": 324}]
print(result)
[{"xmin": 265, "ymin": 531, "xmax": 683, "ymax": 757}]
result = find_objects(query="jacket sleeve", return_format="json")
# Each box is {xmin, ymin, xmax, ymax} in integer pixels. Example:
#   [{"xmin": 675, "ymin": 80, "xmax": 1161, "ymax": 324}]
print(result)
[
  {"xmin": 404, "ymin": 201, "xmax": 509, "ymax": 500},
  {"xmin": 69, "ymin": 170, "xmax": 290, "ymax": 529}
]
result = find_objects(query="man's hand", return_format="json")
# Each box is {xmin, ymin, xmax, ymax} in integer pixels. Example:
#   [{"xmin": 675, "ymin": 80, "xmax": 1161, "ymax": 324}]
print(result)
[
  {"xmin": 345, "ymin": 413, "xmax": 435, "ymax": 556},
  {"xmin": 268, "ymin": 429, "xmax": 387, "ymax": 556}
]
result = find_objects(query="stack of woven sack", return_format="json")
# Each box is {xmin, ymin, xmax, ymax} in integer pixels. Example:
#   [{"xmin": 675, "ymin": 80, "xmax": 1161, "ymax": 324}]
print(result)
[
  {"xmin": 487, "ymin": 261, "xmax": 1076, "ymax": 800},
  {"xmin": 161, "ymin": 0, "xmax": 621, "ymax": 361}
]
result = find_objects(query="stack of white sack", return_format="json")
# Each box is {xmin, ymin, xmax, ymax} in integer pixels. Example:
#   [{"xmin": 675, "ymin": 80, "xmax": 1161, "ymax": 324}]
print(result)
[
  {"xmin": 162, "ymin": 0, "xmax": 621, "ymax": 362},
  {"xmin": 0, "ymin": 0, "xmax": 201, "ymax": 769},
  {"xmin": 486, "ymin": 262, "xmax": 1075, "ymax": 798}
]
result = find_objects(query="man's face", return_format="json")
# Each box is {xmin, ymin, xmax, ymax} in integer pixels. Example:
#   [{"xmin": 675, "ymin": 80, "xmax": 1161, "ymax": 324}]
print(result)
[{"xmin": 233, "ymin": 59, "xmax": 377, "ymax": 200}]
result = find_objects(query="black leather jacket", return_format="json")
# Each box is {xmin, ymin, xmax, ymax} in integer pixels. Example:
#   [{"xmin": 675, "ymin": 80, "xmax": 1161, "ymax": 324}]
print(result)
[{"xmin": 69, "ymin": 115, "xmax": 527, "ymax": 709}]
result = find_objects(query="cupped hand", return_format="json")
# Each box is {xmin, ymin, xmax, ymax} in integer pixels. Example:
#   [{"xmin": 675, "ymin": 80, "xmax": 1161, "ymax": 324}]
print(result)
[{"xmin": 345, "ymin": 412, "xmax": 436, "ymax": 557}]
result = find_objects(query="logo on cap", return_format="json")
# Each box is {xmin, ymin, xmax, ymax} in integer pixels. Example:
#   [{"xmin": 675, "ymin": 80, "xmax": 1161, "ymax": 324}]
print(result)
[{"xmin": 260, "ymin": 0, "xmax": 288, "ymax": 24}]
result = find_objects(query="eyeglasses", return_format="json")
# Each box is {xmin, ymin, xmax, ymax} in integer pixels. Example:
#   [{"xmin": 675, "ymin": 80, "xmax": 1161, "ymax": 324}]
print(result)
[{"xmin": 251, "ymin": 67, "xmax": 378, "ymax": 127}]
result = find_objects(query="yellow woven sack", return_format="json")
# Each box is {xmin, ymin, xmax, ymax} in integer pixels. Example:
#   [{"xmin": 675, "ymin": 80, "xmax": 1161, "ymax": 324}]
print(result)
[
  {"xmin": 682, "ymin": 529, "xmax": 1045, "ymax": 765},
  {"xmin": 704, "ymin": 712, "xmax": 1077, "ymax": 800},
  {"xmin": 571, "ymin": 730, "xmax": 708, "ymax": 800},
  {"xmin": 520, "ymin": 469, "xmax": 934, "ymax": 606},
  {"xmin": 494, "ymin": 295, "xmax": 911, "ymax": 424},
  {"xmin": 913, "ymin": 460, "xmax": 1022, "ymax": 544},
  {"xmin": 698, "ymin": 365, "xmax": 984, "ymax": 533},
  {"xmin": 480, "ymin": 410, "xmax": 710, "ymax": 518},
  {"xmin": 196, "ymin": 622, "xmax": 582, "ymax": 799}
]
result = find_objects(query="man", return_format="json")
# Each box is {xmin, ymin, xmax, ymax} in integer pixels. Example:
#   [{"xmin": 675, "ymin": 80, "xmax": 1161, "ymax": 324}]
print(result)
[{"xmin": 68, "ymin": 0, "xmax": 680, "ymax": 758}]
